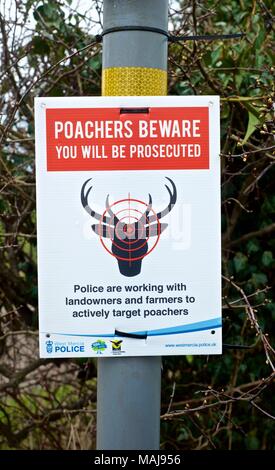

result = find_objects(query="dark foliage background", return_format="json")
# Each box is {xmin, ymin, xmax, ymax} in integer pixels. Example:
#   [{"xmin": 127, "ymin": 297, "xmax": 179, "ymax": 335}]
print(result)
[{"xmin": 0, "ymin": 0, "xmax": 274, "ymax": 449}]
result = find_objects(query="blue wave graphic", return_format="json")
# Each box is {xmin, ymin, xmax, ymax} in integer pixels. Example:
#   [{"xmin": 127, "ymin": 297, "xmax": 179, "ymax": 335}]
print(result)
[{"xmin": 43, "ymin": 317, "xmax": 221, "ymax": 339}]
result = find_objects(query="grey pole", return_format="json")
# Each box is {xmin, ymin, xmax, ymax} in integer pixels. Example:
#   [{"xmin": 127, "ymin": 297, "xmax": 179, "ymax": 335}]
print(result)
[{"xmin": 96, "ymin": 0, "xmax": 168, "ymax": 451}]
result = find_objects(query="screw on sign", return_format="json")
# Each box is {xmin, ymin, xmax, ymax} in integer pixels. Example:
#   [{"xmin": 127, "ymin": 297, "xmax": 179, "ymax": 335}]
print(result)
[{"xmin": 81, "ymin": 177, "xmax": 177, "ymax": 277}]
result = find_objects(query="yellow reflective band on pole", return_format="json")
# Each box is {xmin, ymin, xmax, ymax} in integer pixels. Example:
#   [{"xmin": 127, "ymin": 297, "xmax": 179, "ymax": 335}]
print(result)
[{"xmin": 102, "ymin": 67, "xmax": 167, "ymax": 96}]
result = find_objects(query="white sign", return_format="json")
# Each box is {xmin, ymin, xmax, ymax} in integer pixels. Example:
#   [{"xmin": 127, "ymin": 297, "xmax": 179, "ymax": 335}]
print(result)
[{"xmin": 35, "ymin": 96, "xmax": 221, "ymax": 357}]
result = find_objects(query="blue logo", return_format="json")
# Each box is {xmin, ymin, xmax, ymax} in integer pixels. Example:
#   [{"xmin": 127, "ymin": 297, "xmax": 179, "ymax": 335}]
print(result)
[{"xmin": 46, "ymin": 340, "xmax": 53, "ymax": 353}]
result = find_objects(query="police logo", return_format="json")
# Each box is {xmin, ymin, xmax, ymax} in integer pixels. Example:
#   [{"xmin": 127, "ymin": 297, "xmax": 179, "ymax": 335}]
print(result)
[{"xmin": 46, "ymin": 340, "xmax": 53, "ymax": 353}]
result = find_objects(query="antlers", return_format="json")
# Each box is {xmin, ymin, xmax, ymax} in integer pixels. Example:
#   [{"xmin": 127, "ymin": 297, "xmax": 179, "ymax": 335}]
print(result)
[
  {"xmin": 148, "ymin": 177, "xmax": 177, "ymax": 222},
  {"xmin": 81, "ymin": 177, "xmax": 177, "ymax": 235},
  {"xmin": 81, "ymin": 178, "xmax": 114, "ymax": 225}
]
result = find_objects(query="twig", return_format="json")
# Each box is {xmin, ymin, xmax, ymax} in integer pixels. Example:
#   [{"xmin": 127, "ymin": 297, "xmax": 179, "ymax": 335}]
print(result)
[{"xmin": 227, "ymin": 223, "xmax": 275, "ymax": 247}]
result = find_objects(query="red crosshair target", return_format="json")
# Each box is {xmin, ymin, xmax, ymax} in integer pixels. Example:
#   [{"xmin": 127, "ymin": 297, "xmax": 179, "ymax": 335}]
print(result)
[
  {"xmin": 111, "ymin": 210, "xmax": 147, "ymax": 252},
  {"xmin": 99, "ymin": 197, "xmax": 161, "ymax": 262}
]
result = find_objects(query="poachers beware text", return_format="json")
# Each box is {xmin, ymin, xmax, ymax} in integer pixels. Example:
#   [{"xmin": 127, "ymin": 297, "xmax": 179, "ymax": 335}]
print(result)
[{"xmin": 54, "ymin": 118, "xmax": 201, "ymax": 140}]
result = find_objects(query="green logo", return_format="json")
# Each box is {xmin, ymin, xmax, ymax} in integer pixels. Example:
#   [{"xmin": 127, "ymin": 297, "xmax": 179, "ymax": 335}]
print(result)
[{"xmin": 92, "ymin": 340, "xmax": 107, "ymax": 354}]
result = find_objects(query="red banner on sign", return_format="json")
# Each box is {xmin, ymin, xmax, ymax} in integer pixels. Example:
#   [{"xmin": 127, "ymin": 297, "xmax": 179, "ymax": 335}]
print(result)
[{"xmin": 46, "ymin": 107, "xmax": 209, "ymax": 171}]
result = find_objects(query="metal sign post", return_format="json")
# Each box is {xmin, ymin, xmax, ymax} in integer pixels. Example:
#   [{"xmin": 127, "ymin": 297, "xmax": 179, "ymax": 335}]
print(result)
[
  {"xmin": 96, "ymin": 0, "xmax": 168, "ymax": 450},
  {"xmin": 34, "ymin": 0, "xmax": 221, "ymax": 451}
]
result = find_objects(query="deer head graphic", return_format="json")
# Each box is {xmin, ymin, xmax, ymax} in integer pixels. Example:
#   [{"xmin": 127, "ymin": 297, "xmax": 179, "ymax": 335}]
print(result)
[{"xmin": 81, "ymin": 177, "xmax": 177, "ymax": 277}]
